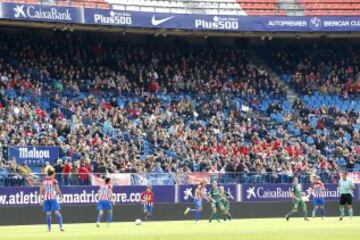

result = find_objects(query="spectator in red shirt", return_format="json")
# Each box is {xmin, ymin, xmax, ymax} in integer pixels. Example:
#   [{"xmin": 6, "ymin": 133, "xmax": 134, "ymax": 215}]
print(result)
[
  {"xmin": 63, "ymin": 160, "xmax": 71, "ymax": 186},
  {"xmin": 149, "ymin": 80, "xmax": 160, "ymax": 92},
  {"xmin": 78, "ymin": 164, "xmax": 90, "ymax": 186}
]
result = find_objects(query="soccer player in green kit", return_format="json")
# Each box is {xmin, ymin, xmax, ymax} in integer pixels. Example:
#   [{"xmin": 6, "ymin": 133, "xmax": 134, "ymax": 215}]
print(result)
[
  {"xmin": 338, "ymin": 171, "xmax": 355, "ymax": 221},
  {"xmin": 208, "ymin": 181, "xmax": 223, "ymax": 222},
  {"xmin": 219, "ymin": 186, "xmax": 232, "ymax": 221},
  {"xmin": 285, "ymin": 177, "xmax": 309, "ymax": 221}
]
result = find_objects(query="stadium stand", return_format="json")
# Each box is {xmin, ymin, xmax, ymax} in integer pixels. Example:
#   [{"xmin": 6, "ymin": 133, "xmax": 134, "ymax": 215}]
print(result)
[{"xmin": 1, "ymin": 29, "xmax": 360, "ymax": 187}]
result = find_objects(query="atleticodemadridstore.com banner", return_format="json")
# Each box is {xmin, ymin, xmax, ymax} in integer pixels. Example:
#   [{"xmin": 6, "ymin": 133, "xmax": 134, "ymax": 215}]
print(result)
[
  {"xmin": 0, "ymin": 184, "xmax": 359, "ymax": 207},
  {"xmin": 1, "ymin": 2, "xmax": 360, "ymax": 32}
]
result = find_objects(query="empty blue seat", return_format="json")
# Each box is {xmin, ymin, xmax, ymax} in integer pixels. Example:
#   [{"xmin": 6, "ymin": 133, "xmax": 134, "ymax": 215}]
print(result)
[
  {"xmin": 306, "ymin": 136, "xmax": 314, "ymax": 145},
  {"xmin": 294, "ymin": 128, "xmax": 301, "ymax": 136}
]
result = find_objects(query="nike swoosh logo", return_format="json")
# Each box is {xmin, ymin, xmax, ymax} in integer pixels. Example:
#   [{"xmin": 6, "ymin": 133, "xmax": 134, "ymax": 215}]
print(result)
[{"xmin": 151, "ymin": 16, "xmax": 175, "ymax": 26}]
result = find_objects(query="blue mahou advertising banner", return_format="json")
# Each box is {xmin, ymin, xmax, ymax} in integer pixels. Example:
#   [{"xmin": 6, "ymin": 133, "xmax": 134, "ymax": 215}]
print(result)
[
  {"xmin": 8, "ymin": 146, "xmax": 59, "ymax": 165},
  {"xmin": 1, "ymin": 3, "xmax": 360, "ymax": 32}
]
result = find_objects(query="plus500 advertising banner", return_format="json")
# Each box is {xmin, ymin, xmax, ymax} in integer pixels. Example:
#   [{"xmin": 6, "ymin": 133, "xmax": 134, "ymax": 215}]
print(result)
[
  {"xmin": 8, "ymin": 146, "xmax": 59, "ymax": 165},
  {"xmin": 0, "ymin": 186, "xmax": 175, "ymax": 207},
  {"xmin": 84, "ymin": 9, "xmax": 360, "ymax": 32},
  {"xmin": 1, "ymin": 3, "xmax": 360, "ymax": 32}
]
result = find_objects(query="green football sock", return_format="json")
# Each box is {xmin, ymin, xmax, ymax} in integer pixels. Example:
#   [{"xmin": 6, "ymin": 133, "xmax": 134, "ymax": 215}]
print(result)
[
  {"xmin": 209, "ymin": 212, "xmax": 216, "ymax": 221},
  {"xmin": 340, "ymin": 207, "xmax": 345, "ymax": 217},
  {"xmin": 312, "ymin": 208, "xmax": 316, "ymax": 218},
  {"xmin": 287, "ymin": 208, "xmax": 297, "ymax": 217},
  {"xmin": 303, "ymin": 208, "xmax": 308, "ymax": 219},
  {"xmin": 349, "ymin": 209, "xmax": 353, "ymax": 218}
]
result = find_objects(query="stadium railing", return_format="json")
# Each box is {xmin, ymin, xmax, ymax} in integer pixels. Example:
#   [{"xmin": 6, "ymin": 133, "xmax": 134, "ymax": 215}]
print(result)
[{"xmin": 0, "ymin": 171, "xmax": 348, "ymax": 187}]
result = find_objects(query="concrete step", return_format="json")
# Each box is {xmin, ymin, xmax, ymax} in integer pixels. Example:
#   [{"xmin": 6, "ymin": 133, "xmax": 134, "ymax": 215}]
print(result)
[{"xmin": 249, "ymin": 51, "xmax": 299, "ymax": 107}]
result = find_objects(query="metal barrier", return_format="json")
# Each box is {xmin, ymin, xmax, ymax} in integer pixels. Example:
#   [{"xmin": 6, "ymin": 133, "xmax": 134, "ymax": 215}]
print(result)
[{"xmin": 0, "ymin": 171, "xmax": 347, "ymax": 187}]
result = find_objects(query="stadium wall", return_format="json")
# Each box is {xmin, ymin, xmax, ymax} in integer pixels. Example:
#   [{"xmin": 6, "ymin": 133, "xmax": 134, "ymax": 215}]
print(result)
[{"xmin": 0, "ymin": 201, "xmax": 357, "ymax": 225}]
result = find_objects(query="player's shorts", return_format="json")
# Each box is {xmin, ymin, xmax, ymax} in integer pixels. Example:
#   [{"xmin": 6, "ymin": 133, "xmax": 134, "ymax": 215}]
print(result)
[
  {"xmin": 313, "ymin": 197, "xmax": 325, "ymax": 206},
  {"xmin": 222, "ymin": 200, "xmax": 230, "ymax": 210},
  {"xmin": 340, "ymin": 194, "xmax": 352, "ymax": 205},
  {"xmin": 144, "ymin": 204, "xmax": 153, "ymax": 214},
  {"xmin": 194, "ymin": 199, "xmax": 202, "ymax": 209},
  {"xmin": 97, "ymin": 200, "xmax": 112, "ymax": 211},
  {"xmin": 293, "ymin": 198, "xmax": 306, "ymax": 209},
  {"xmin": 43, "ymin": 199, "xmax": 60, "ymax": 212},
  {"xmin": 211, "ymin": 200, "xmax": 224, "ymax": 210}
]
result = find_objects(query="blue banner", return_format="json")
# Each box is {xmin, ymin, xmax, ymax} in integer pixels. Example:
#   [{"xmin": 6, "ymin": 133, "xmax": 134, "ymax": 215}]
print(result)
[
  {"xmin": 8, "ymin": 146, "xmax": 59, "ymax": 165},
  {"xmin": 242, "ymin": 183, "xmax": 360, "ymax": 202},
  {"xmin": 242, "ymin": 184, "xmax": 293, "ymax": 202},
  {"xmin": 0, "ymin": 3, "xmax": 82, "ymax": 23},
  {"xmin": 0, "ymin": 184, "xmax": 359, "ymax": 206},
  {"xmin": 83, "ymin": 8, "xmax": 360, "ymax": 32},
  {"xmin": 0, "ymin": 185, "xmax": 175, "ymax": 206},
  {"xmin": 1, "ymin": 3, "xmax": 360, "ymax": 32},
  {"xmin": 302, "ymin": 184, "xmax": 359, "ymax": 201}
]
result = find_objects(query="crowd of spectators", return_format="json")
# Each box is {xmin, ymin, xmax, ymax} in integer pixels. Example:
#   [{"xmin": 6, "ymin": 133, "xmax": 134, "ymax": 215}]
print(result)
[
  {"xmin": 264, "ymin": 41, "xmax": 360, "ymax": 95},
  {"xmin": 0, "ymin": 31, "xmax": 359, "ymax": 186}
]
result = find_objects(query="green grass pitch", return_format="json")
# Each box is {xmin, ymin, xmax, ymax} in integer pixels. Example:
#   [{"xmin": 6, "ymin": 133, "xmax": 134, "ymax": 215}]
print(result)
[{"xmin": 0, "ymin": 218, "xmax": 359, "ymax": 240}]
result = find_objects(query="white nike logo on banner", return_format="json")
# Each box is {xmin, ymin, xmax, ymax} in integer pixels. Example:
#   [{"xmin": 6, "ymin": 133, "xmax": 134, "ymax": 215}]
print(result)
[{"xmin": 151, "ymin": 16, "xmax": 175, "ymax": 26}]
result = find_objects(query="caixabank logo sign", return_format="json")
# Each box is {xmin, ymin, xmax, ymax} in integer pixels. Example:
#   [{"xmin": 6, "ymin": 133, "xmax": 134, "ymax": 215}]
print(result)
[
  {"xmin": 243, "ymin": 183, "xmax": 360, "ymax": 202},
  {"xmin": 242, "ymin": 184, "xmax": 293, "ymax": 202},
  {"xmin": 1, "ymin": 3, "xmax": 81, "ymax": 23},
  {"xmin": 13, "ymin": 4, "xmax": 72, "ymax": 21},
  {"xmin": 303, "ymin": 183, "xmax": 358, "ymax": 200}
]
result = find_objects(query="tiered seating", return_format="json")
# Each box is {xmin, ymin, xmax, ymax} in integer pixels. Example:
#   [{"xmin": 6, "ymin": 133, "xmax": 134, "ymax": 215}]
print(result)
[
  {"xmin": 2, "ymin": 0, "xmax": 360, "ymax": 16},
  {"xmin": 0, "ymin": 0, "xmax": 38, "ymax": 3},
  {"xmin": 58, "ymin": 0, "xmax": 110, "ymax": 9},
  {"xmin": 304, "ymin": 10, "xmax": 360, "ymax": 16},
  {"xmin": 298, "ymin": 0, "xmax": 360, "ymax": 15},
  {"xmin": 236, "ymin": 0, "xmax": 287, "ymax": 15},
  {"xmin": 109, "ymin": 0, "xmax": 247, "ymax": 15},
  {"xmin": 245, "ymin": 10, "xmax": 286, "ymax": 15},
  {"xmin": 1, "ymin": 29, "xmax": 360, "ymax": 186},
  {"xmin": 0, "ymin": 0, "xmax": 110, "ymax": 9},
  {"xmin": 302, "ymin": 94, "xmax": 360, "ymax": 113},
  {"xmin": 240, "ymin": 3, "xmax": 277, "ymax": 10}
]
